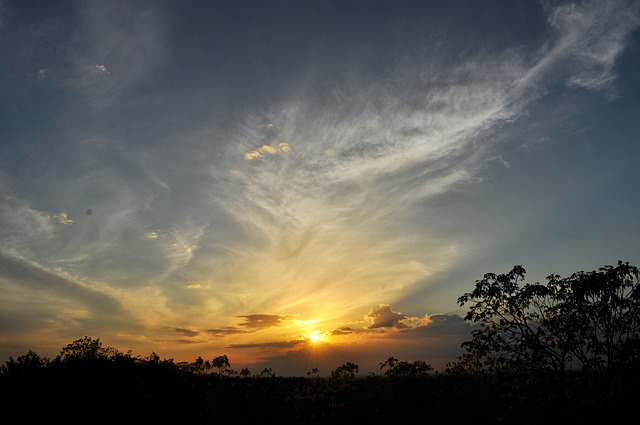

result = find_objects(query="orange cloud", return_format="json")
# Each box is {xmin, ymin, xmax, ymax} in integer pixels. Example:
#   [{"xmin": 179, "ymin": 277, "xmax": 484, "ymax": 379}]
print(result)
[{"xmin": 244, "ymin": 143, "xmax": 291, "ymax": 160}]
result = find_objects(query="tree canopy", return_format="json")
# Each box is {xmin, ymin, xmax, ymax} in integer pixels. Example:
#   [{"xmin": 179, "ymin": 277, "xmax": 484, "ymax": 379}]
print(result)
[{"xmin": 451, "ymin": 260, "xmax": 640, "ymax": 375}]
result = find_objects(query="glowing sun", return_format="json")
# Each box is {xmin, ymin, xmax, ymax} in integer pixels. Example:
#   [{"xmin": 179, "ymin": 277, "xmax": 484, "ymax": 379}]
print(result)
[{"xmin": 308, "ymin": 329, "xmax": 326, "ymax": 343}]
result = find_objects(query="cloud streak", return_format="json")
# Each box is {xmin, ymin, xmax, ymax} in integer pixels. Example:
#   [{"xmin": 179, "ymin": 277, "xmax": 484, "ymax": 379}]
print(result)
[{"xmin": 206, "ymin": 0, "xmax": 640, "ymax": 326}]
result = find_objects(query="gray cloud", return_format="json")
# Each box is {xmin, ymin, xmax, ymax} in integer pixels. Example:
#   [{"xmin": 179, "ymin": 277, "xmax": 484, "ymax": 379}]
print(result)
[
  {"xmin": 205, "ymin": 327, "xmax": 253, "ymax": 337},
  {"xmin": 174, "ymin": 327, "xmax": 199, "ymax": 338},
  {"xmin": 368, "ymin": 305, "xmax": 408, "ymax": 329},
  {"xmin": 330, "ymin": 327, "xmax": 355, "ymax": 336},
  {"xmin": 236, "ymin": 314, "xmax": 293, "ymax": 329},
  {"xmin": 0, "ymin": 249, "xmax": 136, "ymax": 336},
  {"xmin": 547, "ymin": 0, "xmax": 640, "ymax": 91}
]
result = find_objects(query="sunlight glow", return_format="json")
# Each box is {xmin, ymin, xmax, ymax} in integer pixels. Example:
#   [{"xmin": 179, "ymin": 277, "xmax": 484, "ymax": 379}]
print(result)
[{"xmin": 308, "ymin": 329, "xmax": 326, "ymax": 344}]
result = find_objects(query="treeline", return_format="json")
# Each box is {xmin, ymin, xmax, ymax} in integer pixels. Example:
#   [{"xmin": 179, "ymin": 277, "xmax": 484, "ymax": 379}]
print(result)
[
  {"xmin": 2, "ymin": 338, "xmax": 637, "ymax": 424},
  {"xmin": 2, "ymin": 260, "xmax": 639, "ymax": 423}
]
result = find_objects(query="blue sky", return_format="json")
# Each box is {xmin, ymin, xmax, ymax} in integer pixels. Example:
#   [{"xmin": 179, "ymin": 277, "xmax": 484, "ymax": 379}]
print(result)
[{"xmin": 1, "ymin": 0, "xmax": 639, "ymax": 376}]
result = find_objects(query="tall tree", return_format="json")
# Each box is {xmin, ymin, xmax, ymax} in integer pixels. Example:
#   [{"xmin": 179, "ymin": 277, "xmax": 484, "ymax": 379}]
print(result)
[{"xmin": 452, "ymin": 261, "xmax": 640, "ymax": 375}]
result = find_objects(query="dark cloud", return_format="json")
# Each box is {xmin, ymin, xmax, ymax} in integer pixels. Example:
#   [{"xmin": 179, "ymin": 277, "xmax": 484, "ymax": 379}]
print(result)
[
  {"xmin": 204, "ymin": 327, "xmax": 252, "ymax": 337},
  {"xmin": 174, "ymin": 327, "xmax": 199, "ymax": 338},
  {"xmin": 330, "ymin": 327, "xmax": 355, "ymax": 336},
  {"xmin": 236, "ymin": 314, "xmax": 293, "ymax": 328},
  {"xmin": 174, "ymin": 338, "xmax": 205, "ymax": 345}
]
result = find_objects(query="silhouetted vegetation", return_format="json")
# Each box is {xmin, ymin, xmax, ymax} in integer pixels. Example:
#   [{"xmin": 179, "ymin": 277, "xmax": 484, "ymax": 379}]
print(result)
[{"xmin": 2, "ymin": 261, "xmax": 639, "ymax": 423}]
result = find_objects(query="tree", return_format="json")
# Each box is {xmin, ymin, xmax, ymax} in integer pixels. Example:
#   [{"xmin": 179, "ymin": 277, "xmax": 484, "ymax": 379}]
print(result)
[
  {"xmin": 189, "ymin": 356, "xmax": 212, "ymax": 374},
  {"xmin": 379, "ymin": 356, "xmax": 433, "ymax": 378},
  {"xmin": 452, "ymin": 261, "xmax": 640, "ymax": 375},
  {"xmin": 331, "ymin": 362, "xmax": 359, "ymax": 380},
  {"xmin": 0, "ymin": 350, "xmax": 49, "ymax": 377},
  {"xmin": 552, "ymin": 261, "xmax": 640, "ymax": 373},
  {"xmin": 58, "ymin": 336, "xmax": 122, "ymax": 362},
  {"xmin": 211, "ymin": 354, "xmax": 232, "ymax": 375},
  {"xmin": 257, "ymin": 367, "xmax": 275, "ymax": 378}
]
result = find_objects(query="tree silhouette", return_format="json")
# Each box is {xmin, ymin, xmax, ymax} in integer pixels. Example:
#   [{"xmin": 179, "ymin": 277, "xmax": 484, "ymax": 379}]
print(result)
[
  {"xmin": 452, "ymin": 261, "xmax": 640, "ymax": 375},
  {"xmin": 257, "ymin": 367, "xmax": 275, "ymax": 378},
  {"xmin": 58, "ymin": 336, "xmax": 112, "ymax": 361},
  {"xmin": 331, "ymin": 362, "xmax": 359, "ymax": 380},
  {"xmin": 0, "ymin": 350, "xmax": 49, "ymax": 377},
  {"xmin": 212, "ymin": 354, "xmax": 232, "ymax": 375},
  {"xmin": 379, "ymin": 356, "xmax": 433, "ymax": 377}
]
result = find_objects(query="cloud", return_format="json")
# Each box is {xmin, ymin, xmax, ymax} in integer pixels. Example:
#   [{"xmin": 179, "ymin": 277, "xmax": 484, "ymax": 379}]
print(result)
[
  {"xmin": 207, "ymin": 0, "xmax": 640, "ymax": 325},
  {"xmin": 237, "ymin": 314, "xmax": 293, "ymax": 328},
  {"xmin": 52, "ymin": 212, "xmax": 74, "ymax": 225},
  {"xmin": 493, "ymin": 0, "xmax": 640, "ymax": 100},
  {"xmin": 0, "ymin": 250, "xmax": 135, "ymax": 336},
  {"xmin": 0, "ymin": 196, "xmax": 56, "ymax": 250},
  {"xmin": 144, "ymin": 231, "xmax": 162, "ymax": 240},
  {"xmin": 202, "ymin": 314, "xmax": 296, "ymax": 338},
  {"xmin": 25, "ymin": 2, "xmax": 166, "ymax": 109},
  {"xmin": 235, "ymin": 310, "xmax": 477, "ymax": 375},
  {"xmin": 367, "ymin": 304, "xmax": 408, "ymax": 329},
  {"xmin": 540, "ymin": 0, "xmax": 640, "ymax": 92},
  {"xmin": 174, "ymin": 327, "xmax": 199, "ymax": 338},
  {"xmin": 205, "ymin": 327, "xmax": 252, "ymax": 337},
  {"xmin": 330, "ymin": 327, "xmax": 355, "ymax": 336},
  {"xmin": 36, "ymin": 68, "xmax": 53, "ymax": 80},
  {"xmin": 93, "ymin": 64, "xmax": 109, "ymax": 75},
  {"xmin": 142, "ymin": 225, "xmax": 207, "ymax": 278},
  {"xmin": 244, "ymin": 143, "xmax": 291, "ymax": 160}
]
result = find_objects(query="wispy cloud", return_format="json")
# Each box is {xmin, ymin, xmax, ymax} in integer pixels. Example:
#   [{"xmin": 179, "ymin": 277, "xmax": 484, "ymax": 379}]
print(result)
[
  {"xmin": 0, "ymin": 250, "xmax": 137, "ymax": 339},
  {"xmin": 205, "ymin": 327, "xmax": 253, "ymax": 337},
  {"xmin": 547, "ymin": 0, "xmax": 639, "ymax": 91},
  {"xmin": 202, "ymin": 0, "xmax": 640, "ymax": 330},
  {"xmin": 514, "ymin": 0, "xmax": 640, "ymax": 94},
  {"xmin": 26, "ymin": 1, "xmax": 166, "ymax": 109}
]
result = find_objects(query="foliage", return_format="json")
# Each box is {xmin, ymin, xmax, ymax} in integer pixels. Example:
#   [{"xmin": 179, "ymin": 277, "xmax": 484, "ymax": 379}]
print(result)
[
  {"xmin": 452, "ymin": 260, "xmax": 640, "ymax": 375},
  {"xmin": 330, "ymin": 362, "xmax": 359, "ymax": 380},
  {"xmin": 379, "ymin": 356, "xmax": 433, "ymax": 378},
  {"xmin": 57, "ymin": 336, "xmax": 133, "ymax": 364},
  {"xmin": 0, "ymin": 349, "xmax": 49, "ymax": 377},
  {"xmin": 211, "ymin": 354, "xmax": 233, "ymax": 375},
  {"xmin": 2, "ymin": 339, "xmax": 637, "ymax": 423}
]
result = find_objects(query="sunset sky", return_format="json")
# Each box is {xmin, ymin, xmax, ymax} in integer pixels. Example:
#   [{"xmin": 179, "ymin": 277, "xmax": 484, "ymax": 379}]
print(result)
[{"xmin": 1, "ymin": 0, "xmax": 639, "ymax": 376}]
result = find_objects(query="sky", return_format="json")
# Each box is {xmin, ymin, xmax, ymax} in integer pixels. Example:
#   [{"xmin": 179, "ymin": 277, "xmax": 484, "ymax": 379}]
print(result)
[{"xmin": 1, "ymin": 0, "xmax": 639, "ymax": 377}]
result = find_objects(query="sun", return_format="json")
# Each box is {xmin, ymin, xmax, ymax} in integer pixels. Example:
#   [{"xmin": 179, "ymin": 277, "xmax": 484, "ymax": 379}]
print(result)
[{"xmin": 308, "ymin": 329, "xmax": 326, "ymax": 344}]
